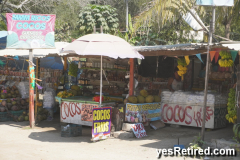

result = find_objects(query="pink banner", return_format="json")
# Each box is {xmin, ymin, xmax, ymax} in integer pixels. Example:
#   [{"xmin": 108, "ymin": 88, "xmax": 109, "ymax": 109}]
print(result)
[{"xmin": 6, "ymin": 13, "xmax": 56, "ymax": 49}]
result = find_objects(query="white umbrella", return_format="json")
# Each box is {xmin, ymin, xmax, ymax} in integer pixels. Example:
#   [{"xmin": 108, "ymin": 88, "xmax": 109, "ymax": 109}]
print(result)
[{"xmin": 61, "ymin": 33, "xmax": 144, "ymax": 105}]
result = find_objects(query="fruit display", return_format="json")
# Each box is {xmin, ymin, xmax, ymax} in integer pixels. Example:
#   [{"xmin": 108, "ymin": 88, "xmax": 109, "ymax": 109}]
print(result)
[
  {"xmin": 57, "ymin": 91, "xmax": 74, "ymax": 98},
  {"xmin": 177, "ymin": 58, "xmax": 187, "ymax": 67},
  {"xmin": 36, "ymin": 106, "xmax": 48, "ymax": 122},
  {"xmin": 218, "ymin": 59, "xmax": 233, "ymax": 67},
  {"xmin": 0, "ymin": 98, "xmax": 29, "ymax": 112},
  {"xmin": 219, "ymin": 51, "xmax": 233, "ymax": 67},
  {"xmin": 177, "ymin": 58, "xmax": 188, "ymax": 77},
  {"xmin": 68, "ymin": 62, "xmax": 78, "ymax": 77},
  {"xmin": 0, "ymin": 85, "xmax": 21, "ymax": 99},
  {"xmin": 225, "ymin": 88, "xmax": 237, "ymax": 123},
  {"xmin": 15, "ymin": 111, "xmax": 29, "ymax": 122},
  {"xmin": 219, "ymin": 50, "xmax": 232, "ymax": 59},
  {"xmin": 233, "ymin": 123, "xmax": 240, "ymax": 142},
  {"xmin": 127, "ymin": 90, "xmax": 161, "ymax": 104}
]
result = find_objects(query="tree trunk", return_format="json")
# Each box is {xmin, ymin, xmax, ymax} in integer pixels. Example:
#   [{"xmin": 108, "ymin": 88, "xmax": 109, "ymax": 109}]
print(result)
[{"xmin": 225, "ymin": 23, "xmax": 231, "ymax": 39}]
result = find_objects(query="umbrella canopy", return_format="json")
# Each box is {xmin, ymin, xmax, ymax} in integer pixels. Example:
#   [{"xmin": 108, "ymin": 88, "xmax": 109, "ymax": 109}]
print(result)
[{"xmin": 61, "ymin": 34, "xmax": 144, "ymax": 59}]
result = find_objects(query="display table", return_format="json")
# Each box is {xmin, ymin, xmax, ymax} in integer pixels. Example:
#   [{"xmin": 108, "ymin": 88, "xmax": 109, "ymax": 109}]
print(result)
[
  {"xmin": 57, "ymin": 96, "xmax": 115, "ymax": 126},
  {"xmin": 161, "ymin": 102, "xmax": 227, "ymax": 129}
]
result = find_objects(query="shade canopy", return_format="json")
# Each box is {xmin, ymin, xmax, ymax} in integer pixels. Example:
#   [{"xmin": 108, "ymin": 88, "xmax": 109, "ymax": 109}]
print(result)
[{"xmin": 61, "ymin": 34, "xmax": 144, "ymax": 59}]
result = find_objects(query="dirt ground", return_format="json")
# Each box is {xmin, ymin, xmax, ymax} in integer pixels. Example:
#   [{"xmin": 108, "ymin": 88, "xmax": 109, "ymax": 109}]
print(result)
[{"xmin": 0, "ymin": 114, "xmax": 239, "ymax": 160}]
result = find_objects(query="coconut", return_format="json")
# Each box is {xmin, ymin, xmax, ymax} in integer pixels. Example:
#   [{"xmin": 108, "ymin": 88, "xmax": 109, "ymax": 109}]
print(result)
[
  {"xmin": 12, "ymin": 101, "xmax": 17, "ymax": 105},
  {"xmin": 22, "ymin": 111, "xmax": 27, "ymax": 115},
  {"xmin": 1, "ymin": 100, "xmax": 7, "ymax": 106},
  {"xmin": 10, "ymin": 90, "xmax": 15, "ymax": 95},
  {"xmin": 7, "ymin": 93, "xmax": 11, "ymax": 98},
  {"xmin": 0, "ymin": 106, "xmax": 6, "ymax": 112},
  {"xmin": 24, "ymin": 116, "xmax": 29, "ymax": 121},
  {"xmin": 21, "ymin": 106, "xmax": 27, "ymax": 110},
  {"xmin": 1, "ymin": 93, "xmax": 6, "ymax": 99},
  {"xmin": 12, "ymin": 86, "xmax": 17, "ymax": 90},
  {"xmin": 11, "ymin": 105, "xmax": 18, "ymax": 111},
  {"xmin": 26, "ymin": 99, "xmax": 29, "ymax": 103},
  {"xmin": 15, "ymin": 90, "xmax": 19, "ymax": 95},
  {"xmin": 7, "ymin": 99, "xmax": 11, "ymax": 103},
  {"xmin": 18, "ymin": 116, "xmax": 24, "ymax": 122},
  {"xmin": 12, "ymin": 95, "xmax": 16, "ymax": 98},
  {"xmin": 37, "ymin": 115, "xmax": 42, "ymax": 121},
  {"xmin": 13, "ymin": 115, "xmax": 18, "ymax": 122},
  {"xmin": 42, "ymin": 114, "xmax": 47, "ymax": 120},
  {"xmin": 21, "ymin": 100, "xmax": 26, "ymax": 105},
  {"xmin": 7, "ymin": 103, "xmax": 12, "ymax": 110}
]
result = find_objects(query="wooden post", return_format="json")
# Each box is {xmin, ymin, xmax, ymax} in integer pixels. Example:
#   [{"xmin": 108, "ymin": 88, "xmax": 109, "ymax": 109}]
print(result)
[
  {"xmin": 64, "ymin": 57, "xmax": 67, "ymax": 71},
  {"xmin": 35, "ymin": 58, "xmax": 40, "ymax": 122},
  {"xmin": 129, "ymin": 58, "xmax": 134, "ymax": 96},
  {"xmin": 29, "ymin": 49, "xmax": 35, "ymax": 128}
]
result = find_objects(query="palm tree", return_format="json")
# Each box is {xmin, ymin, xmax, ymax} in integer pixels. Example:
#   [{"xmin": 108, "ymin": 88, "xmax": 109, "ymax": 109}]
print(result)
[
  {"xmin": 133, "ymin": 0, "xmax": 197, "ymax": 33},
  {"xmin": 215, "ymin": 0, "xmax": 240, "ymax": 39}
]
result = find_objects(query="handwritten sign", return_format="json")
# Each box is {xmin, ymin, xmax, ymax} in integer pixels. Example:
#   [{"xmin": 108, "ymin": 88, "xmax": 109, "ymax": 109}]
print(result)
[
  {"xmin": 6, "ymin": 13, "xmax": 56, "ymax": 49},
  {"xmin": 131, "ymin": 123, "xmax": 147, "ymax": 138},
  {"xmin": 125, "ymin": 103, "xmax": 161, "ymax": 123},
  {"xmin": 60, "ymin": 101, "xmax": 99, "ymax": 126},
  {"xmin": 81, "ymin": 104, "xmax": 99, "ymax": 122},
  {"xmin": 92, "ymin": 107, "xmax": 112, "ymax": 142},
  {"xmin": 161, "ymin": 103, "xmax": 214, "ymax": 128}
]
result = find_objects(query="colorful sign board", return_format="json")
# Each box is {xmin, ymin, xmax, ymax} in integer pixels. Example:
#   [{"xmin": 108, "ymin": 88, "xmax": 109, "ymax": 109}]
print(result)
[
  {"xmin": 131, "ymin": 123, "xmax": 147, "ymax": 138},
  {"xmin": 161, "ymin": 103, "xmax": 215, "ymax": 128},
  {"xmin": 6, "ymin": 13, "xmax": 56, "ymax": 49},
  {"xmin": 60, "ymin": 102, "xmax": 99, "ymax": 126},
  {"xmin": 196, "ymin": 0, "xmax": 234, "ymax": 6},
  {"xmin": 92, "ymin": 107, "xmax": 112, "ymax": 141},
  {"xmin": 125, "ymin": 103, "xmax": 161, "ymax": 123}
]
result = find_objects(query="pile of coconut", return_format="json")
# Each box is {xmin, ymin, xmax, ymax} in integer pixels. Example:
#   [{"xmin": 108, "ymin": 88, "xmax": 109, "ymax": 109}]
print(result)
[
  {"xmin": 0, "ymin": 98, "xmax": 29, "ymax": 112},
  {"xmin": 0, "ymin": 85, "xmax": 21, "ymax": 99}
]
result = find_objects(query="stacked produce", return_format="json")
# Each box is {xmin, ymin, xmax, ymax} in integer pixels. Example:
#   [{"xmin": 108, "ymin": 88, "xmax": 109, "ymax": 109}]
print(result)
[
  {"xmin": 219, "ymin": 51, "xmax": 234, "ymax": 67},
  {"xmin": 0, "ymin": 85, "xmax": 21, "ymax": 99},
  {"xmin": 68, "ymin": 62, "xmax": 78, "ymax": 77},
  {"xmin": 36, "ymin": 101, "xmax": 48, "ymax": 122},
  {"xmin": 127, "ymin": 90, "xmax": 161, "ymax": 104},
  {"xmin": 16, "ymin": 111, "xmax": 29, "ymax": 122},
  {"xmin": 57, "ymin": 85, "xmax": 82, "ymax": 98},
  {"xmin": 225, "ymin": 88, "xmax": 237, "ymax": 123},
  {"xmin": 177, "ymin": 58, "xmax": 188, "ymax": 77},
  {"xmin": 0, "ymin": 98, "xmax": 29, "ymax": 112}
]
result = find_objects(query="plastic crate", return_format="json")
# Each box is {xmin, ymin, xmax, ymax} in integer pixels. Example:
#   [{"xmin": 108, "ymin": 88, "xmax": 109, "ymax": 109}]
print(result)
[
  {"xmin": 0, "ymin": 110, "xmax": 26, "ymax": 122},
  {"xmin": 61, "ymin": 124, "xmax": 82, "ymax": 137}
]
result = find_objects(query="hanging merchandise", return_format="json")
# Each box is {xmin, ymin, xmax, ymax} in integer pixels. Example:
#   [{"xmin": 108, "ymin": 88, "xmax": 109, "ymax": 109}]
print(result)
[
  {"xmin": 218, "ymin": 50, "xmax": 234, "ymax": 67},
  {"xmin": 68, "ymin": 62, "xmax": 78, "ymax": 77},
  {"xmin": 184, "ymin": 56, "xmax": 190, "ymax": 65},
  {"xmin": 177, "ymin": 58, "xmax": 188, "ymax": 76},
  {"xmin": 225, "ymin": 88, "xmax": 237, "ymax": 123}
]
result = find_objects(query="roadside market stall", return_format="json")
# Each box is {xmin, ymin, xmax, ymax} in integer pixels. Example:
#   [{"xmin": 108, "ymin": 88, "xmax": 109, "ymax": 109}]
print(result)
[
  {"xmin": 124, "ymin": 43, "xmax": 239, "ymax": 129},
  {"xmin": 56, "ymin": 33, "xmax": 144, "ymax": 135},
  {"xmin": 0, "ymin": 41, "xmax": 69, "ymax": 123}
]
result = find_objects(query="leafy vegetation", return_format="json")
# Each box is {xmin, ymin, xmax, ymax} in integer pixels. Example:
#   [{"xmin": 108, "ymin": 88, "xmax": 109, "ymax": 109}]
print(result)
[{"xmin": 78, "ymin": 4, "xmax": 119, "ymax": 34}]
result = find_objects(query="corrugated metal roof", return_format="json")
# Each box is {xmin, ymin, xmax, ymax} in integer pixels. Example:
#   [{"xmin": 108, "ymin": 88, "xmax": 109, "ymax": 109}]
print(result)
[{"xmin": 133, "ymin": 43, "xmax": 220, "ymax": 52}]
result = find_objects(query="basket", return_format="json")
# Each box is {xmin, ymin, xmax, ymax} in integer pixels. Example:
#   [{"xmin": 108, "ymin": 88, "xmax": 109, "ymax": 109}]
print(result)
[
  {"xmin": 61, "ymin": 124, "xmax": 82, "ymax": 137},
  {"xmin": 0, "ymin": 110, "xmax": 26, "ymax": 122}
]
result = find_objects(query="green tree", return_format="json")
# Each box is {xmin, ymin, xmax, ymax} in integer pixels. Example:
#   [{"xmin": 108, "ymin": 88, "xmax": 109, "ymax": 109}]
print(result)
[{"xmin": 78, "ymin": 4, "xmax": 119, "ymax": 34}]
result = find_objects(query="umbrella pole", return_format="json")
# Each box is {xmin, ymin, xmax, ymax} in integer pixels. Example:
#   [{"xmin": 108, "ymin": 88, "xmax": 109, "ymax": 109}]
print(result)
[{"xmin": 100, "ymin": 55, "xmax": 103, "ymax": 106}]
